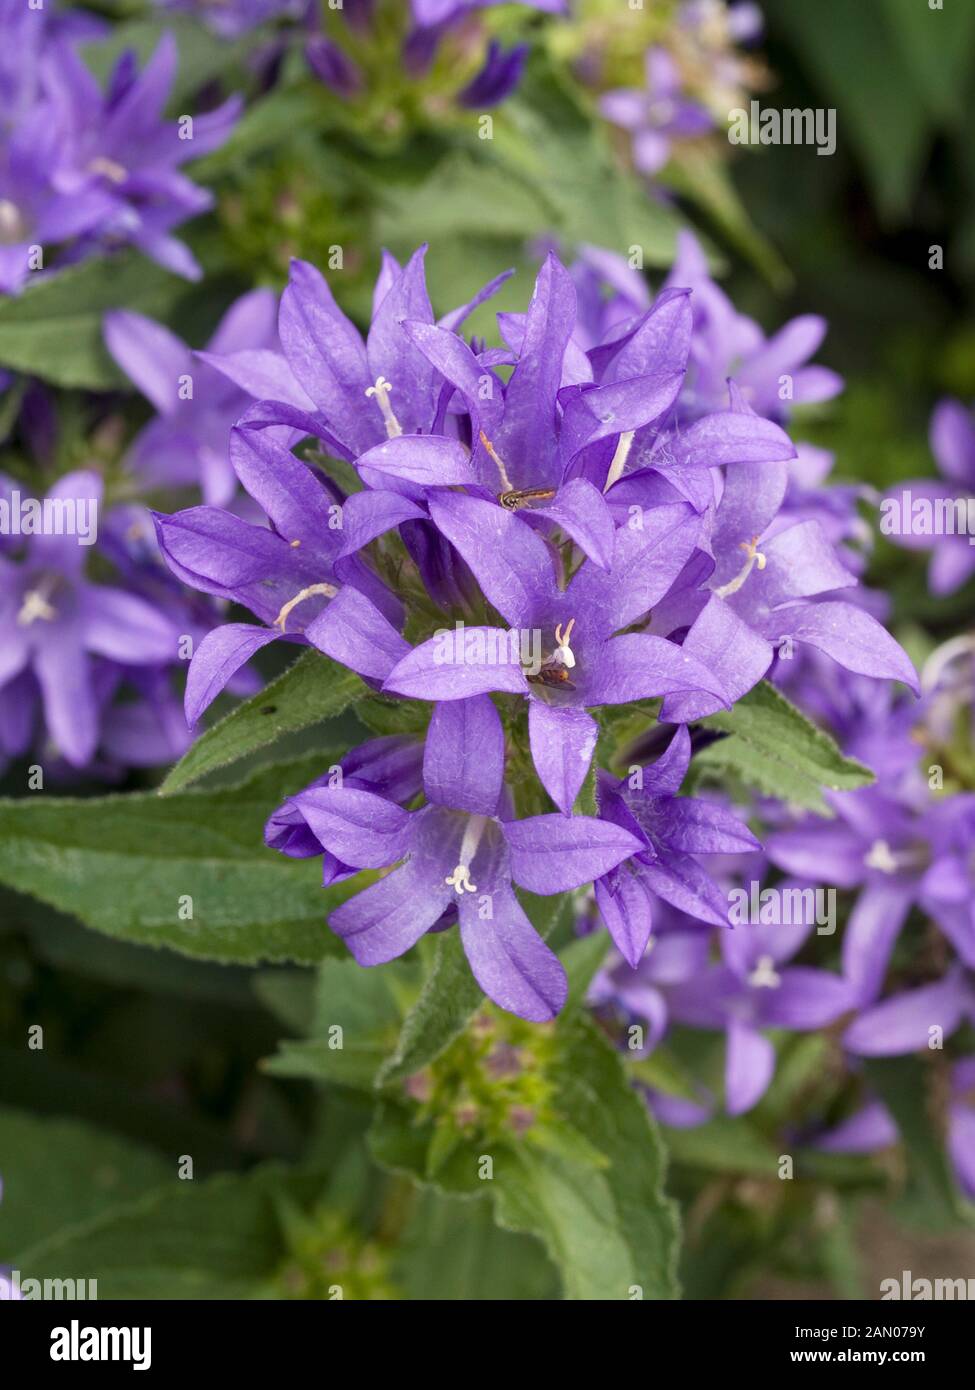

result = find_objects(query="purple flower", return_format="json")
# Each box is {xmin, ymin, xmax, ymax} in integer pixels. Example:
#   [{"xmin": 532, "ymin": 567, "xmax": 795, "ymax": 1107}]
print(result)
[
  {"xmin": 666, "ymin": 910, "xmax": 852, "ymax": 1114},
  {"xmin": 457, "ymin": 40, "xmax": 529, "ymax": 109},
  {"xmin": 267, "ymin": 696, "xmax": 641, "ymax": 1019},
  {"xmin": 105, "ymin": 289, "xmax": 282, "ymax": 506},
  {"xmin": 815, "ymin": 1058, "xmax": 975, "ymax": 1200},
  {"xmin": 593, "ymin": 724, "xmax": 760, "ymax": 964},
  {"xmin": 41, "ymin": 34, "xmax": 240, "ymax": 281},
  {"xmin": 880, "ymin": 397, "xmax": 975, "ymax": 595},
  {"xmin": 589, "ymin": 917, "xmax": 712, "ymax": 1051},
  {"xmin": 0, "ymin": 101, "xmax": 114, "ymax": 296},
  {"xmin": 567, "ymin": 243, "xmax": 651, "ymax": 352},
  {"xmin": 0, "ymin": 472, "xmax": 179, "ymax": 767},
  {"xmin": 600, "ymin": 48, "xmax": 714, "ymax": 177},
  {"xmin": 376, "ymin": 494, "xmax": 729, "ymax": 812},
  {"xmin": 665, "ymin": 230, "xmax": 844, "ymax": 421}
]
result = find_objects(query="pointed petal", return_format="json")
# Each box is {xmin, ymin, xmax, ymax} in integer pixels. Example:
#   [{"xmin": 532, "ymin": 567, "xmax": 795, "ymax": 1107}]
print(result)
[
  {"xmin": 583, "ymin": 633, "xmax": 728, "ymax": 707},
  {"xmin": 427, "ymin": 491, "xmax": 557, "ymax": 626},
  {"xmin": 384, "ymin": 627, "xmax": 529, "ymax": 700},
  {"xmin": 304, "ymin": 585, "xmax": 408, "ymax": 681},
  {"xmin": 505, "ymin": 814, "xmax": 641, "ymax": 894},
  {"xmin": 330, "ymin": 863, "xmax": 450, "ymax": 965},
  {"xmin": 185, "ymin": 623, "xmax": 279, "ymax": 725},
  {"xmin": 459, "ymin": 885, "xmax": 567, "ymax": 1021},
  {"xmin": 726, "ymin": 1020, "xmax": 775, "ymax": 1115},
  {"xmin": 528, "ymin": 701, "xmax": 598, "ymax": 815},
  {"xmin": 423, "ymin": 695, "xmax": 504, "ymax": 815},
  {"xmin": 595, "ymin": 866, "xmax": 653, "ymax": 967}
]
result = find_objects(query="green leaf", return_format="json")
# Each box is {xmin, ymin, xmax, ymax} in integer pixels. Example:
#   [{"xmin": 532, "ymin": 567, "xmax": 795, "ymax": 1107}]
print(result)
[
  {"xmin": 10, "ymin": 1162, "xmax": 333, "ymax": 1298},
  {"xmin": 769, "ymin": 0, "xmax": 930, "ymax": 221},
  {"xmin": 160, "ymin": 650, "xmax": 365, "ymax": 794},
  {"xmin": 0, "ymin": 757, "xmax": 363, "ymax": 965},
  {"xmin": 263, "ymin": 959, "xmax": 406, "ymax": 1091},
  {"xmin": 0, "ymin": 1108, "xmax": 169, "ymax": 1261},
  {"xmin": 376, "ymin": 933, "xmax": 484, "ymax": 1087},
  {"xmin": 394, "ymin": 1189, "xmax": 558, "ymax": 1300},
  {"xmin": 492, "ymin": 1017, "xmax": 681, "ymax": 1299},
  {"xmin": 696, "ymin": 680, "xmax": 873, "ymax": 812},
  {"xmin": 664, "ymin": 1115, "xmax": 781, "ymax": 1177},
  {"xmin": 0, "ymin": 256, "xmax": 199, "ymax": 389},
  {"xmin": 863, "ymin": 1056, "xmax": 968, "ymax": 1227}
]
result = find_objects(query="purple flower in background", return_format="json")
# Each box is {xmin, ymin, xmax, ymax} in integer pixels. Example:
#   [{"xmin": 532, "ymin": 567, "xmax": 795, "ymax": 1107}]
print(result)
[
  {"xmin": 666, "ymin": 910, "xmax": 851, "ymax": 1114},
  {"xmin": 457, "ymin": 40, "xmax": 529, "ymax": 109},
  {"xmin": 600, "ymin": 48, "xmax": 714, "ymax": 177},
  {"xmin": 815, "ymin": 1059, "xmax": 975, "ymax": 1201},
  {"xmin": 567, "ymin": 243, "xmax": 651, "ymax": 352},
  {"xmin": 0, "ymin": 472, "xmax": 178, "ymax": 767},
  {"xmin": 268, "ymin": 696, "xmax": 640, "ymax": 1019},
  {"xmin": 589, "ymin": 918, "xmax": 712, "ymax": 1051},
  {"xmin": 41, "ymin": 34, "xmax": 240, "ymax": 280},
  {"xmin": 593, "ymin": 724, "xmax": 760, "ymax": 964},
  {"xmin": 665, "ymin": 231, "xmax": 844, "ymax": 420},
  {"xmin": 880, "ymin": 398, "xmax": 975, "ymax": 595},
  {"xmin": 105, "ymin": 289, "xmax": 282, "ymax": 506}
]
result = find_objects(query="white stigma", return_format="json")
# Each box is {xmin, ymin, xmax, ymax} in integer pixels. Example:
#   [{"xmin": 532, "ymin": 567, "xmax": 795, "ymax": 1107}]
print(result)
[
  {"xmin": 17, "ymin": 588, "xmax": 58, "ymax": 626},
  {"xmin": 88, "ymin": 156, "xmax": 128, "ymax": 184},
  {"xmin": 0, "ymin": 199, "xmax": 26, "ymax": 244},
  {"xmin": 864, "ymin": 839, "xmax": 899, "ymax": 874},
  {"xmin": 714, "ymin": 536, "xmax": 767, "ymax": 599},
  {"xmin": 553, "ymin": 618, "xmax": 577, "ymax": 668},
  {"xmin": 365, "ymin": 376, "xmax": 403, "ymax": 439},
  {"xmin": 444, "ymin": 815, "xmax": 488, "ymax": 895},
  {"xmin": 272, "ymin": 582, "xmax": 338, "ymax": 632},
  {"xmin": 748, "ymin": 954, "xmax": 781, "ymax": 989}
]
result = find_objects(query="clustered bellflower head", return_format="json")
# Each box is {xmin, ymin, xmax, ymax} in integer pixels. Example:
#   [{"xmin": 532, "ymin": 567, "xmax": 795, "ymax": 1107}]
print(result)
[
  {"xmin": 0, "ymin": 469, "xmax": 250, "ymax": 775},
  {"xmin": 153, "ymin": 242, "xmax": 918, "ymax": 1021},
  {"xmin": 0, "ymin": 25, "xmax": 239, "ymax": 293}
]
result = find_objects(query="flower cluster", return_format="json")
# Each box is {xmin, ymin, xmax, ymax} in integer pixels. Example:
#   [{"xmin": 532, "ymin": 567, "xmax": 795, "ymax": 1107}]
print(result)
[
  {"xmin": 597, "ymin": 0, "xmax": 765, "ymax": 179},
  {"xmin": 152, "ymin": 242, "xmax": 916, "ymax": 1020},
  {"xmin": 0, "ymin": 19, "xmax": 238, "ymax": 293},
  {"xmin": 0, "ymin": 466, "xmax": 251, "ymax": 775}
]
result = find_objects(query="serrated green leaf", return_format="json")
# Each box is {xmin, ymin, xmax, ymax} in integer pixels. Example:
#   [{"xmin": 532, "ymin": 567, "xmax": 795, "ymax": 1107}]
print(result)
[
  {"xmin": 0, "ymin": 757, "xmax": 362, "ymax": 965},
  {"xmin": 160, "ymin": 650, "xmax": 365, "ymax": 794},
  {"xmin": 697, "ymin": 680, "xmax": 873, "ymax": 812},
  {"xmin": 263, "ymin": 959, "xmax": 405, "ymax": 1091}
]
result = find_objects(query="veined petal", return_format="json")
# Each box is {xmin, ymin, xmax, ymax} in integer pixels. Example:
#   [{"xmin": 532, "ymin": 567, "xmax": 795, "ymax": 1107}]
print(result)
[
  {"xmin": 528, "ymin": 701, "xmax": 598, "ymax": 816},
  {"xmin": 384, "ymin": 627, "xmax": 529, "ymax": 700},
  {"xmin": 459, "ymin": 885, "xmax": 567, "ymax": 1022},
  {"xmin": 423, "ymin": 695, "xmax": 505, "ymax": 815},
  {"xmin": 505, "ymin": 814, "xmax": 641, "ymax": 894}
]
